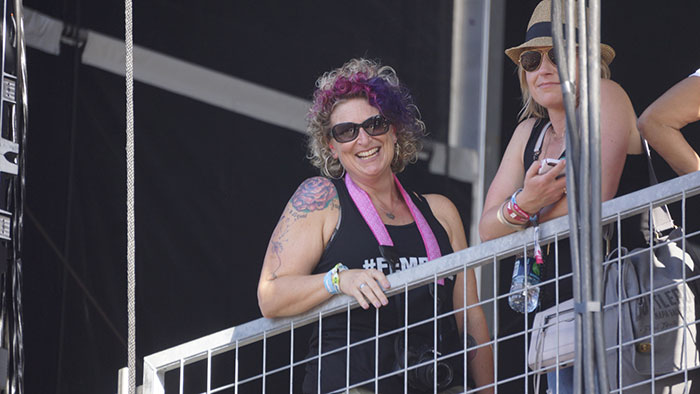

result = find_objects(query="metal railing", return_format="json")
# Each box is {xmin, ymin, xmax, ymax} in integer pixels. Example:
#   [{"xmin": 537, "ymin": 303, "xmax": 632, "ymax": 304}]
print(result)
[{"xmin": 135, "ymin": 171, "xmax": 700, "ymax": 394}]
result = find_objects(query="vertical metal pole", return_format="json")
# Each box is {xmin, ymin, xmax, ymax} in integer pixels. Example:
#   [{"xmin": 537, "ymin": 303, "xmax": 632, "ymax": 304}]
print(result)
[
  {"xmin": 234, "ymin": 340, "xmax": 239, "ymax": 394},
  {"xmin": 142, "ymin": 360, "xmax": 166, "ymax": 394},
  {"xmin": 404, "ymin": 283, "xmax": 409, "ymax": 393},
  {"xmin": 681, "ymin": 192, "xmax": 690, "ymax": 386},
  {"xmin": 345, "ymin": 304, "xmax": 350, "ymax": 391},
  {"xmin": 648, "ymin": 205, "xmax": 657, "ymax": 394},
  {"xmin": 11, "ymin": 1, "xmax": 28, "ymax": 392},
  {"xmin": 118, "ymin": 367, "xmax": 129, "ymax": 394},
  {"xmin": 433, "ymin": 276, "xmax": 438, "ymax": 393},
  {"xmin": 207, "ymin": 349, "xmax": 212, "ymax": 394},
  {"xmin": 261, "ymin": 334, "xmax": 266, "ymax": 394},
  {"xmin": 179, "ymin": 359, "xmax": 184, "ymax": 394},
  {"xmin": 374, "ymin": 305, "xmax": 379, "ymax": 393},
  {"xmin": 463, "ymin": 266, "xmax": 468, "ymax": 390},
  {"xmin": 587, "ymin": 0, "xmax": 610, "ymax": 392},
  {"xmin": 491, "ymin": 255, "xmax": 499, "ymax": 393},
  {"xmin": 316, "ymin": 314, "xmax": 322, "ymax": 393},
  {"xmin": 574, "ymin": 0, "xmax": 598, "ymax": 391},
  {"xmin": 449, "ymin": 0, "xmax": 488, "ymax": 317},
  {"xmin": 551, "ymin": 1, "xmax": 583, "ymax": 391},
  {"xmin": 289, "ymin": 322, "xmax": 294, "ymax": 394}
]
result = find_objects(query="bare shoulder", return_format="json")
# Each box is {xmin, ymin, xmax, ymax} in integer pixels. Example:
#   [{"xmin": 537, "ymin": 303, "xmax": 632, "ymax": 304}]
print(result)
[
  {"xmin": 482, "ymin": 118, "xmax": 540, "ymax": 210},
  {"xmin": 423, "ymin": 194, "xmax": 462, "ymax": 232},
  {"xmin": 600, "ymin": 79, "xmax": 632, "ymax": 104},
  {"xmin": 423, "ymin": 193, "xmax": 467, "ymax": 250},
  {"xmin": 505, "ymin": 118, "xmax": 540, "ymax": 159},
  {"xmin": 423, "ymin": 193, "xmax": 459, "ymax": 217},
  {"xmin": 512, "ymin": 117, "xmax": 539, "ymax": 142},
  {"xmin": 600, "ymin": 79, "xmax": 636, "ymax": 133}
]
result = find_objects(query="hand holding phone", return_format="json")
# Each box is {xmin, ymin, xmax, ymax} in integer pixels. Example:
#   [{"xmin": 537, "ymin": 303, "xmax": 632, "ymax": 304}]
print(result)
[{"xmin": 538, "ymin": 158, "xmax": 561, "ymax": 175}]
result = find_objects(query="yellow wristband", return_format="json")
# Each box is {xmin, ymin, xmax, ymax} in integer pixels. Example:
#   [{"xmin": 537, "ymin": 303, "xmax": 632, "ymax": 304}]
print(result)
[{"xmin": 330, "ymin": 263, "xmax": 348, "ymax": 294}]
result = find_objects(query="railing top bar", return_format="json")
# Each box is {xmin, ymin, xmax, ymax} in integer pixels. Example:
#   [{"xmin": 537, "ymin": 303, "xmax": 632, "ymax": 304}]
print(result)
[
  {"xmin": 600, "ymin": 170, "xmax": 700, "ymax": 220},
  {"xmin": 143, "ymin": 326, "xmax": 237, "ymax": 374},
  {"xmin": 142, "ymin": 171, "xmax": 700, "ymax": 373}
]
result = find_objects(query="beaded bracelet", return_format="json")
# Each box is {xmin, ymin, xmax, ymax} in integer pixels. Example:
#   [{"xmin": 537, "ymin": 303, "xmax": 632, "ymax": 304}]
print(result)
[
  {"xmin": 510, "ymin": 189, "xmax": 534, "ymax": 218},
  {"xmin": 504, "ymin": 199, "xmax": 529, "ymax": 223},
  {"xmin": 324, "ymin": 263, "xmax": 348, "ymax": 295}
]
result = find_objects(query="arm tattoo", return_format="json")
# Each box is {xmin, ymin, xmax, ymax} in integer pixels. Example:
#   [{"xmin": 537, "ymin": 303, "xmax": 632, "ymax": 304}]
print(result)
[
  {"xmin": 290, "ymin": 177, "xmax": 338, "ymax": 213},
  {"xmin": 267, "ymin": 177, "xmax": 338, "ymax": 280},
  {"xmin": 267, "ymin": 213, "xmax": 290, "ymax": 280}
]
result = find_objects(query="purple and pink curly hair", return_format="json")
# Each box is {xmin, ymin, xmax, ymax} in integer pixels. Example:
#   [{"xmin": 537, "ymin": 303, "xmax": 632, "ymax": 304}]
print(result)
[{"xmin": 306, "ymin": 58, "xmax": 426, "ymax": 178}]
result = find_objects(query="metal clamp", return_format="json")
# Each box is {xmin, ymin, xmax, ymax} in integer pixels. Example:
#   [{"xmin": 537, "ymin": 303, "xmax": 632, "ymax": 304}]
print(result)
[
  {"xmin": 0, "ymin": 137, "xmax": 18, "ymax": 175},
  {"xmin": 574, "ymin": 301, "xmax": 600, "ymax": 314}
]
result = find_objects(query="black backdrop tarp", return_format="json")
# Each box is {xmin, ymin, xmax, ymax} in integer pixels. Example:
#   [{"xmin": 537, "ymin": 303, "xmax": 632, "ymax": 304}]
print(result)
[
  {"xmin": 23, "ymin": 1, "xmax": 462, "ymax": 393},
  {"xmin": 19, "ymin": 0, "xmax": 700, "ymax": 393}
]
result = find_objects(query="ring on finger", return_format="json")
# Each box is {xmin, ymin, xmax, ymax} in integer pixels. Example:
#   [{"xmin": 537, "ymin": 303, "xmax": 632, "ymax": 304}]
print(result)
[{"xmin": 359, "ymin": 283, "xmax": 366, "ymax": 290}]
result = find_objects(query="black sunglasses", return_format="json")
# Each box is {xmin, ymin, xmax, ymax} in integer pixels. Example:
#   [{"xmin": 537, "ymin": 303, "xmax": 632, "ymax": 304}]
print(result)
[
  {"xmin": 519, "ymin": 48, "xmax": 557, "ymax": 72},
  {"xmin": 330, "ymin": 114, "xmax": 391, "ymax": 143}
]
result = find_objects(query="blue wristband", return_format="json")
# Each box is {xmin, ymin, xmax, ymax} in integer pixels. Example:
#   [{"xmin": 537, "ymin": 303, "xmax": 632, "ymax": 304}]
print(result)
[{"xmin": 324, "ymin": 270, "xmax": 335, "ymax": 294}]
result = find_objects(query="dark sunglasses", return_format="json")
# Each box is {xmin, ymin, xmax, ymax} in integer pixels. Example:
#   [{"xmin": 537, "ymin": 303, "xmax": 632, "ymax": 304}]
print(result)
[
  {"xmin": 519, "ymin": 48, "xmax": 556, "ymax": 72},
  {"xmin": 330, "ymin": 114, "xmax": 391, "ymax": 143}
]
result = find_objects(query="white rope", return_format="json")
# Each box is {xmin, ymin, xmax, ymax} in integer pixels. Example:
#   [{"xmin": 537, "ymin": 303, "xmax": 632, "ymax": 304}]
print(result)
[{"xmin": 124, "ymin": 0, "xmax": 136, "ymax": 392}]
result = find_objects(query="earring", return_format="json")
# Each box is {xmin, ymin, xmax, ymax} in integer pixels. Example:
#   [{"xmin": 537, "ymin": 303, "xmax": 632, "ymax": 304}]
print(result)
[
  {"xmin": 324, "ymin": 155, "xmax": 345, "ymax": 179},
  {"xmin": 393, "ymin": 141, "xmax": 400, "ymax": 163}
]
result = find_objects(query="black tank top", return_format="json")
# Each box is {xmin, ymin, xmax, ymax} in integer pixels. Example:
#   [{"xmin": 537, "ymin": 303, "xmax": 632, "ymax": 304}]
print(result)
[{"xmin": 303, "ymin": 178, "xmax": 461, "ymax": 393}]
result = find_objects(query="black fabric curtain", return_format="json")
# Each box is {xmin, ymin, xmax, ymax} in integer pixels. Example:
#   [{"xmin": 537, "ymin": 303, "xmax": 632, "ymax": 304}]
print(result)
[{"xmin": 19, "ymin": 0, "xmax": 700, "ymax": 392}]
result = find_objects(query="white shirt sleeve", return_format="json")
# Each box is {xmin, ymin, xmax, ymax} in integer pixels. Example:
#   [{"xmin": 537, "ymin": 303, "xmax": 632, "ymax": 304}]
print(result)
[{"xmin": 691, "ymin": 68, "xmax": 700, "ymax": 78}]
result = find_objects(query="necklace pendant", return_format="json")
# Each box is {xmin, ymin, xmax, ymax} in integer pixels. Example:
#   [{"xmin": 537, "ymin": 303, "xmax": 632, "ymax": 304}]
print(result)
[{"xmin": 385, "ymin": 212, "xmax": 396, "ymax": 220}]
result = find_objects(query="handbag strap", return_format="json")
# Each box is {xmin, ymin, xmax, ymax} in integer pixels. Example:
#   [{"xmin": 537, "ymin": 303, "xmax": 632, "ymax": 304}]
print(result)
[
  {"xmin": 532, "ymin": 121, "xmax": 552, "ymax": 162},
  {"xmin": 641, "ymin": 137, "xmax": 676, "ymax": 241}
]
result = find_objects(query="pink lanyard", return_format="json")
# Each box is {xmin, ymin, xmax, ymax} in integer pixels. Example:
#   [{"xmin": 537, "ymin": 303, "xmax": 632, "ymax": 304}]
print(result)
[{"xmin": 344, "ymin": 173, "xmax": 443, "ymax": 266}]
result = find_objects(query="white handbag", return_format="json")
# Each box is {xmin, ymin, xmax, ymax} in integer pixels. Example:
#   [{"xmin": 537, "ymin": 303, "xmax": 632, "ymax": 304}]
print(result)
[{"xmin": 528, "ymin": 298, "xmax": 576, "ymax": 374}]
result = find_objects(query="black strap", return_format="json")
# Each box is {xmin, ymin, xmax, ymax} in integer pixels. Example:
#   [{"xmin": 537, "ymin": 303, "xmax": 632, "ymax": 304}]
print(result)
[{"xmin": 640, "ymin": 137, "xmax": 675, "ymax": 241}]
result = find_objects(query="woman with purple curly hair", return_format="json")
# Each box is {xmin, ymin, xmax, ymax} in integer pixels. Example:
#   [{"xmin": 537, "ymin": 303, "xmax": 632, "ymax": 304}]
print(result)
[{"xmin": 258, "ymin": 58, "xmax": 493, "ymax": 393}]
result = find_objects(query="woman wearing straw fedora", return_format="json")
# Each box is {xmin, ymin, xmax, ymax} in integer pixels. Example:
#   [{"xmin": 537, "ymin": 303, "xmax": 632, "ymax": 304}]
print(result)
[{"xmin": 479, "ymin": 0, "xmax": 648, "ymax": 392}]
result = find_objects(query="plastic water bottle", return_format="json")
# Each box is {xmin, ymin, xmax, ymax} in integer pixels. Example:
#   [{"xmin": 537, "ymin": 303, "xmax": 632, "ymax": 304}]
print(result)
[{"xmin": 508, "ymin": 257, "xmax": 541, "ymax": 313}]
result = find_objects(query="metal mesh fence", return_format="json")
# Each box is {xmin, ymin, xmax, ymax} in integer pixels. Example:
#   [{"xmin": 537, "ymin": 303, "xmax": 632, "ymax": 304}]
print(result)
[{"xmin": 140, "ymin": 171, "xmax": 700, "ymax": 394}]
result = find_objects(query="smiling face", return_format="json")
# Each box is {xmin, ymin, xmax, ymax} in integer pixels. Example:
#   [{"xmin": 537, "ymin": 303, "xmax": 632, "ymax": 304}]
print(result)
[
  {"xmin": 524, "ymin": 46, "xmax": 565, "ymax": 111},
  {"xmin": 328, "ymin": 97, "xmax": 397, "ymax": 184}
]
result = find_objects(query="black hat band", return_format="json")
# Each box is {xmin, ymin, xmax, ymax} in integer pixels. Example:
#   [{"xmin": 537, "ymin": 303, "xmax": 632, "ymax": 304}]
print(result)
[{"xmin": 525, "ymin": 21, "xmax": 578, "ymax": 43}]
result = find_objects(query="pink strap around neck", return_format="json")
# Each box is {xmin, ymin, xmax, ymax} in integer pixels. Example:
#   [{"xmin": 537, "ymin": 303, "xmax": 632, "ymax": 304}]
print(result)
[{"xmin": 343, "ymin": 174, "xmax": 442, "ymax": 262}]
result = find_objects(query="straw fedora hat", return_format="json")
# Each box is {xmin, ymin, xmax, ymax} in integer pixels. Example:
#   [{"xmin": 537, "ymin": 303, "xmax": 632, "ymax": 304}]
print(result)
[{"xmin": 504, "ymin": 0, "xmax": 615, "ymax": 66}]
